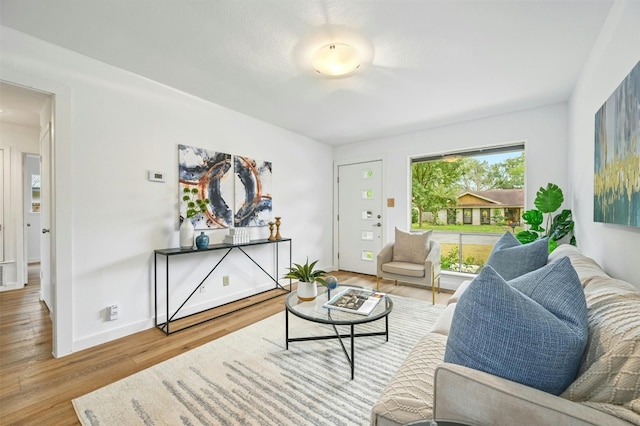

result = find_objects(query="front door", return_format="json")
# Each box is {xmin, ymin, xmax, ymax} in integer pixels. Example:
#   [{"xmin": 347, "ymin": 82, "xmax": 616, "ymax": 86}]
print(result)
[{"xmin": 338, "ymin": 161, "xmax": 383, "ymax": 275}]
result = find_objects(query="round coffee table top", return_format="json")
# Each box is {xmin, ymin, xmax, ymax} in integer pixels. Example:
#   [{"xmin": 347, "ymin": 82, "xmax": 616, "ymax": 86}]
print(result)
[{"xmin": 285, "ymin": 285, "xmax": 393, "ymax": 325}]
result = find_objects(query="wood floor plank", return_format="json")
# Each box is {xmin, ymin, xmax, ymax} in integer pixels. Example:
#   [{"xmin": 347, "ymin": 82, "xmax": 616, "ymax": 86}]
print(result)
[{"xmin": 0, "ymin": 268, "xmax": 451, "ymax": 425}]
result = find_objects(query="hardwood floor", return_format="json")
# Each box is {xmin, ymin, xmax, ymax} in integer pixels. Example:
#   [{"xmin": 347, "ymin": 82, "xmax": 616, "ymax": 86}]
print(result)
[{"xmin": 0, "ymin": 270, "xmax": 450, "ymax": 425}]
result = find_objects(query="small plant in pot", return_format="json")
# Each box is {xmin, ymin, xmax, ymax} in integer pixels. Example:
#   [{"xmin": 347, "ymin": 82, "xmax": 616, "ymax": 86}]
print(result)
[
  {"xmin": 516, "ymin": 183, "xmax": 576, "ymax": 252},
  {"xmin": 179, "ymin": 187, "xmax": 211, "ymax": 249},
  {"xmin": 284, "ymin": 258, "xmax": 326, "ymax": 301}
]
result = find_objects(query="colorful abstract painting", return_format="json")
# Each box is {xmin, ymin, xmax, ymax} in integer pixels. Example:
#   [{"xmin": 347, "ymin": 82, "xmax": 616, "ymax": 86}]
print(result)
[
  {"xmin": 594, "ymin": 61, "xmax": 640, "ymax": 228},
  {"xmin": 178, "ymin": 145, "xmax": 233, "ymax": 229},
  {"xmin": 234, "ymin": 156, "xmax": 273, "ymax": 227}
]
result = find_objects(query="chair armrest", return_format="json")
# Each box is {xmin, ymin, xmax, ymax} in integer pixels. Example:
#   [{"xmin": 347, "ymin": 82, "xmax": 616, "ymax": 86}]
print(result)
[
  {"xmin": 377, "ymin": 243, "xmax": 394, "ymax": 276},
  {"xmin": 425, "ymin": 240, "xmax": 441, "ymax": 278},
  {"xmin": 433, "ymin": 363, "xmax": 631, "ymax": 426}
]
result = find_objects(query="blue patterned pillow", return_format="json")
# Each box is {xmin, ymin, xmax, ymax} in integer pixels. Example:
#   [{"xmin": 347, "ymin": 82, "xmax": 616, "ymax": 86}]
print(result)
[
  {"xmin": 485, "ymin": 232, "xmax": 548, "ymax": 280},
  {"xmin": 444, "ymin": 258, "xmax": 588, "ymax": 395}
]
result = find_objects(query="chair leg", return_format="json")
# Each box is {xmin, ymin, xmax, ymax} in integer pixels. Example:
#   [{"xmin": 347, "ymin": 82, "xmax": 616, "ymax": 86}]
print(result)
[
  {"xmin": 376, "ymin": 276, "xmax": 380, "ymax": 290},
  {"xmin": 394, "ymin": 280, "xmax": 398, "ymax": 286}
]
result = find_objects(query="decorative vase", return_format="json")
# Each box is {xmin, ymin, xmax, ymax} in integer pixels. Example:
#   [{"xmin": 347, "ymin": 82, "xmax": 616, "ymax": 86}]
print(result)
[
  {"xmin": 297, "ymin": 280, "xmax": 318, "ymax": 301},
  {"xmin": 268, "ymin": 222, "xmax": 275, "ymax": 241},
  {"xmin": 275, "ymin": 217, "xmax": 282, "ymax": 240},
  {"xmin": 195, "ymin": 231, "xmax": 209, "ymax": 249},
  {"xmin": 179, "ymin": 217, "xmax": 195, "ymax": 249}
]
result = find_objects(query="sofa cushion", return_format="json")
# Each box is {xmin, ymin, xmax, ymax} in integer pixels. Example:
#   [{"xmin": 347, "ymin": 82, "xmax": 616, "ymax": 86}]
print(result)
[
  {"xmin": 562, "ymin": 275, "xmax": 640, "ymax": 418},
  {"xmin": 485, "ymin": 231, "xmax": 548, "ymax": 280},
  {"xmin": 371, "ymin": 333, "xmax": 447, "ymax": 425},
  {"xmin": 392, "ymin": 228, "xmax": 431, "ymax": 264},
  {"xmin": 444, "ymin": 259, "xmax": 588, "ymax": 395}
]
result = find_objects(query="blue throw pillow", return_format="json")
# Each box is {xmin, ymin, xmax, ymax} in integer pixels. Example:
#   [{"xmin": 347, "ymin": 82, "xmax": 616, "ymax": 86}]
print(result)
[
  {"xmin": 485, "ymin": 231, "xmax": 549, "ymax": 280},
  {"xmin": 444, "ymin": 258, "xmax": 588, "ymax": 395}
]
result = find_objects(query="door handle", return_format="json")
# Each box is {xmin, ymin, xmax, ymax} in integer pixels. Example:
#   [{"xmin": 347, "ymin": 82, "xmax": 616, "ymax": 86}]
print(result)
[
  {"xmin": 373, "ymin": 223, "xmax": 381, "ymax": 227},
  {"xmin": 42, "ymin": 228, "xmax": 50, "ymax": 234}
]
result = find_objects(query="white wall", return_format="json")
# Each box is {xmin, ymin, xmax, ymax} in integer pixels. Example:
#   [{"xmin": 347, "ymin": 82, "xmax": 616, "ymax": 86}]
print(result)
[
  {"xmin": 1, "ymin": 26, "xmax": 333, "ymax": 354},
  {"xmin": 334, "ymin": 103, "xmax": 569, "ymax": 245},
  {"xmin": 568, "ymin": 0, "xmax": 640, "ymax": 287}
]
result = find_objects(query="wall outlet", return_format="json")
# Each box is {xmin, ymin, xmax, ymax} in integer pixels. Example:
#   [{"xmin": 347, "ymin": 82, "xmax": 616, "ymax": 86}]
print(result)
[
  {"xmin": 223, "ymin": 275, "xmax": 230, "ymax": 286},
  {"xmin": 107, "ymin": 304, "xmax": 118, "ymax": 321},
  {"xmin": 199, "ymin": 284, "xmax": 206, "ymax": 293}
]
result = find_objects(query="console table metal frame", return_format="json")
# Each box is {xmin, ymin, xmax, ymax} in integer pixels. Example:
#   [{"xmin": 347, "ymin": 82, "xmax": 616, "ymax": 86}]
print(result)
[{"xmin": 154, "ymin": 238, "xmax": 291, "ymax": 335}]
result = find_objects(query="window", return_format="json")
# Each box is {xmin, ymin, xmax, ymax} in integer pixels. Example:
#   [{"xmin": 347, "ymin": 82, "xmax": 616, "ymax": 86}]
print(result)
[
  {"xmin": 481, "ymin": 208, "xmax": 490, "ymax": 224},
  {"xmin": 410, "ymin": 144, "xmax": 525, "ymax": 274},
  {"xmin": 463, "ymin": 208, "xmax": 472, "ymax": 224}
]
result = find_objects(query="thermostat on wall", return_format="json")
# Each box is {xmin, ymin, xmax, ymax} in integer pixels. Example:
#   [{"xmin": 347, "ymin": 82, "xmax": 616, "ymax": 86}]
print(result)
[{"xmin": 148, "ymin": 170, "xmax": 166, "ymax": 182}]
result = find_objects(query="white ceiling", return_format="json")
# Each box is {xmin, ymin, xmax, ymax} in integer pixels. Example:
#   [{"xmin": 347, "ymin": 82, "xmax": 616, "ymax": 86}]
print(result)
[{"xmin": 0, "ymin": 0, "xmax": 613, "ymax": 145}]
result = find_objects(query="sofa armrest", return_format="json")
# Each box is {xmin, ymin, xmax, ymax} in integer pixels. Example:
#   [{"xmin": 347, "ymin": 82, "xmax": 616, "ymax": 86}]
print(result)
[
  {"xmin": 377, "ymin": 243, "xmax": 394, "ymax": 276},
  {"xmin": 433, "ymin": 363, "xmax": 631, "ymax": 426}
]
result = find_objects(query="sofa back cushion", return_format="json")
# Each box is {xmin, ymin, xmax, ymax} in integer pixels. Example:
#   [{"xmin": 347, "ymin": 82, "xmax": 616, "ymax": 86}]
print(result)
[
  {"xmin": 444, "ymin": 258, "xmax": 588, "ymax": 395},
  {"xmin": 485, "ymin": 231, "xmax": 548, "ymax": 280},
  {"xmin": 561, "ymin": 275, "xmax": 640, "ymax": 418}
]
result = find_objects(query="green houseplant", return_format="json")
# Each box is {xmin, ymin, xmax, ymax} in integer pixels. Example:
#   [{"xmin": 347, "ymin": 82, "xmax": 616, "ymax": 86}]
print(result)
[
  {"xmin": 516, "ymin": 183, "xmax": 576, "ymax": 252},
  {"xmin": 182, "ymin": 187, "xmax": 210, "ymax": 219},
  {"xmin": 179, "ymin": 187, "xmax": 210, "ymax": 249},
  {"xmin": 284, "ymin": 258, "xmax": 326, "ymax": 301}
]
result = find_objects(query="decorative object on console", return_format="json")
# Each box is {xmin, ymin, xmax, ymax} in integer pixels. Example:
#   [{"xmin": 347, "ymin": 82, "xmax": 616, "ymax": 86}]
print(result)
[
  {"xmin": 195, "ymin": 232, "xmax": 209, "ymax": 250},
  {"xmin": 179, "ymin": 187, "xmax": 210, "ymax": 249},
  {"xmin": 486, "ymin": 231, "xmax": 548, "ymax": 280},
  {"xmin": 268, "ymin": 221, "xmax": 275, "ymax": 241},
  {"xmin": 234, "ymin": 155, "xmax": 272, "ymax": 227},
  {"xmin": 275, "ymin": 216, "xmax": 282, "ymax": 240},
  {"xmin": 179, "ymin": 218, "xmax": 195, "ymax": 249},
  {"xmin": 444, "ymin": 257, "xmax": 588, "ymax": 395},
  {"xmin": 223, "ymin": 227, "xmax": 250, "ymax": 245},
  {"xmin": 178, "ymin": 144, "xmax": 232, "ymax": 229},
  {"xmin": 594, "ymin": 60, "xmax": 640, "ymax": 228},
  {"xmin": 283, "ymin": 258, "xmax": 326, "ymax": 301},
  {"xmin": 515, "ymin": 183, "xmax": 575, "ymax": 252}
]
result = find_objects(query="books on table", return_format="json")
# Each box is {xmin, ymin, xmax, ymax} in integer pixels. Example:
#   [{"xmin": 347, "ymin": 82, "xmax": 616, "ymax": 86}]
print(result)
[{"xmin": 323, "ymin": 287, "xmax": 385, "ymax": 316}]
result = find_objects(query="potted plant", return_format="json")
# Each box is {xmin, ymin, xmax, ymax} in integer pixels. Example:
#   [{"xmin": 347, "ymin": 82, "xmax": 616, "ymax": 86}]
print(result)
[
  {"xmin": 516, "ymin": 183, "xmax": 576, "ymax": 252},
  {"xmin": 179, "ymin": 187, "xmax": 210, "ymax": 249},
  {"xmin": 284, "ymin": 258, "xmax": 326, "ymax": 301}
]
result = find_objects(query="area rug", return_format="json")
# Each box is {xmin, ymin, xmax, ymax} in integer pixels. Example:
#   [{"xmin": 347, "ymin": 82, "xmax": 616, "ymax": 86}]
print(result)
[{"xmin": 73, "ymin": 295, "xmax": 445, "ymax": 426}]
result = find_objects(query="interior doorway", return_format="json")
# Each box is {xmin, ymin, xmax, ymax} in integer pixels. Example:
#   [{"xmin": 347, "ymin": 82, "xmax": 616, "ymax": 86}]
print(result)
[{"xmin": 0, "ymin": 81, "xmax": 54, "ymax": 342}]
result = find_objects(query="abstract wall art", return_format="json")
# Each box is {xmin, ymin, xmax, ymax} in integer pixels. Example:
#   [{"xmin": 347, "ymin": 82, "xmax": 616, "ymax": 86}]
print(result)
[
  {"xmin": 594, "ymin": 61, "xmax": 640, "ymax": 228},
  {"xmin": 178, "ymin": 144, "xmax": 233, "ymax": 229},
  {"xmin": 234, "ymin": 156, "xmax": 273, "ymax": 227}
]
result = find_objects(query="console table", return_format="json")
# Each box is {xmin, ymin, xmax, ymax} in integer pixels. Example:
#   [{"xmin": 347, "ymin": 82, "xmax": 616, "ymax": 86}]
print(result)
[{"xmin": 154, "ymin": 238, "xmax": 291, "ymax": 334}]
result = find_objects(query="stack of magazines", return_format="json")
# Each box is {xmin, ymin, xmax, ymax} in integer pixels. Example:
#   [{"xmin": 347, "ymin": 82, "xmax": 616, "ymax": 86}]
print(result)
[{"xmin": 323, "ymin": 287, "xmax": 385, "ymax": 316}]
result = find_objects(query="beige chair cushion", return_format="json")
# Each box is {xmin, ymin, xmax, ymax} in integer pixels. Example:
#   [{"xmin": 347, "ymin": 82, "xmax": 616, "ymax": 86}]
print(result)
[
  {"xmin": 392, "ymin": 228, "xmax": 432, "ymax": 264},
  {"xmin": 381, "ymin": 262, "xmax": 425, "ymax": 277}
]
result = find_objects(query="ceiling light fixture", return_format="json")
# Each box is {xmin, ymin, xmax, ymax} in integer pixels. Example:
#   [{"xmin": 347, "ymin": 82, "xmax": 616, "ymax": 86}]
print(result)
[{"xmin": 311, "ymin": 43, "xmax": 362, "ymax": 77}]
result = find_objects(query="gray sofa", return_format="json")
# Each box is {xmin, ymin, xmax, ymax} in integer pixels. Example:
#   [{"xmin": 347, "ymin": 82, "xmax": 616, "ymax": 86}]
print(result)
[{"xmin": 371, "ymin": 244, "xmax": 640, "ymax": 426}]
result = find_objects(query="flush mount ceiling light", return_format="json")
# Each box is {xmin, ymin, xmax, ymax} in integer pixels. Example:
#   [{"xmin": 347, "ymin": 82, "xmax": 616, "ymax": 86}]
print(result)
[{"xmin": 311, "ymin": 43, "xmax": 362, "ymax": 77}]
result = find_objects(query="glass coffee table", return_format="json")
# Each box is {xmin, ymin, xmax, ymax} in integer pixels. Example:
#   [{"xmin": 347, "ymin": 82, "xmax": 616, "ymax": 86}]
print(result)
[{"xmin": 285, "ymin": 285, "xmax": 393, "ymax": 379}]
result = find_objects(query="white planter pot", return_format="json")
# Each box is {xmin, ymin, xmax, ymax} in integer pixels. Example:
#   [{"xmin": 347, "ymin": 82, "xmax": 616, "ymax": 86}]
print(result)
[
  {"xmin": 179, "ymin": 218, "xmax": 195, "ymax": 249},
  {"xmin": 297, "ymin": 281, "xmax": 318, "ymax": 301}
]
